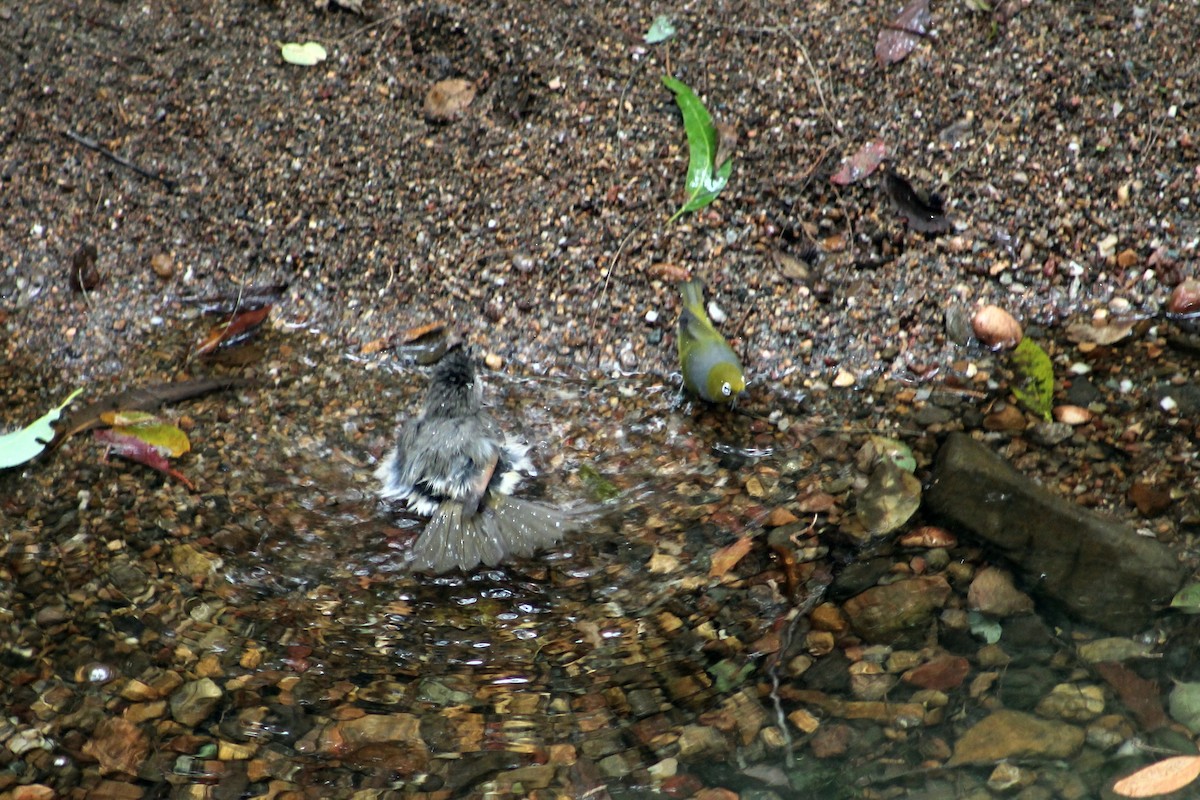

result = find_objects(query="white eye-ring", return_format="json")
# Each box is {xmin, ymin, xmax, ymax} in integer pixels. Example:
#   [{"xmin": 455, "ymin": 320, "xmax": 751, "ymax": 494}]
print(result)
[{"xmin": 721, "ymin": 382, "xmax": 732, "ymax": 396}]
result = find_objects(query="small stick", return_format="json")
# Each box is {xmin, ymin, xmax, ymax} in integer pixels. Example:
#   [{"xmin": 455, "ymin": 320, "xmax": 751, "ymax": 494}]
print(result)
[{"xmin": 64, "ymin": 130, "xmax": 177, "ymax": 191}]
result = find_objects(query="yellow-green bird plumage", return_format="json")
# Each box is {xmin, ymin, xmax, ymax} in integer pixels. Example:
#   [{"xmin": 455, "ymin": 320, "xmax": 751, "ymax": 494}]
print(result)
[{"xmin": 677, "ymin": 279, "xmax": 746, "ymax": 404}]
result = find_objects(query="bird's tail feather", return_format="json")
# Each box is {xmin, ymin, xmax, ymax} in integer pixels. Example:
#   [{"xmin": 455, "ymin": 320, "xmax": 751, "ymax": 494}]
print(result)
[{"xmin": 409, "ymin": 496, "xmax": 578, "ymax": 574}]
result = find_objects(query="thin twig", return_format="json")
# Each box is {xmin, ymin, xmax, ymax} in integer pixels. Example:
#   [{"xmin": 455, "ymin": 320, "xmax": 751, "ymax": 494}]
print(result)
[
  {"xmin": 64, "ymin": 130, "xmax": 177, "ymax": 191},
  {"xmin": 590, "ymin": 219, "xmax": 647, "ymax": 365}
]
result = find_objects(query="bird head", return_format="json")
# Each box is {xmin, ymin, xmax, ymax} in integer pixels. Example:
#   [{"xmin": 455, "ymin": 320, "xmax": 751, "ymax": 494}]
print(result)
[{"xmin": 707, "ymin": 362, "xmax": 746, "ymax": 405}]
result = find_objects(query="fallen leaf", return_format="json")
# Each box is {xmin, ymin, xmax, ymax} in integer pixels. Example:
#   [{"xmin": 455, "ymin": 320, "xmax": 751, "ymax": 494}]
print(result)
[
  {"xmin": 94, "ymin": 428, "xmax": 196, "ymax": 490},
  {"xmin": 196, "ymin": 305, "xmax": 272, "ymax": 355},
  {"xmin": 1111, "ymin": 756, "xmax": 1200, "ymax": 798},
  {"xmin": 644, "ymin": 15, "xmax": 676, "ymax": 44},
  {"xmin": 662, "ymin": 75, "xmax": 733, "ymax": 223},
  {"xmin": 1009, "ymin": 338, "xmax": 1054, "ymax": 422},
  {"xmin": 830, "ymin": 140, "xmax": 887, "ymax": 185},
  {"xmin": 885, "ymin": 169, "xmax": 950, "ymax": 233},
  {"xmin": 70, "ymin": 243, "xmax": 100, "ymax": 292},
  {"xmin": 710, "ymin": 536, "xmax": 754, "ymax": 578},
  {"xmin": 1064, "ymin": 319, "xmax": 1136, "ymax": 345},
  {"xmin": 1094, "ymin": 661, "xmax": 1168, "ymax": 731},
  {"xmin": 876, "ymin": 0, "xmax": 931, "ymax": 66},
  {"xmin": 279, "ymin": 41, "xmax": 327, "ymax": 67},
  {"xmin": 51, "ymin": 378, "xmax": 247, "ymax": 449},
  {"xmin": 1170, "ymin": 583, "xmax": 1200, "ymax": 614},
  {"xmin": 0, "ymin": 388, "xmax": 85, "ymax": 469},
  {"xmin": 424, "ymin": 79, "xmax": 476, "ymax": 121}
]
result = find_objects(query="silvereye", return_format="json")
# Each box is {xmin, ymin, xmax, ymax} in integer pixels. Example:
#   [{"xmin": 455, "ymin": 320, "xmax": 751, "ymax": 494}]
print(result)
[
  {"xmin": 376, "ymin": 345, "xmax": 572, "ymax": 573},
  {"xmin": 677, "ymin": 279, "xmax": 746, "ymax": 404}
]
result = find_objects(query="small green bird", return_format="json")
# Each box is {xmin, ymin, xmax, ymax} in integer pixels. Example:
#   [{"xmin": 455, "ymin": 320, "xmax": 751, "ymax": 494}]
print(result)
[{"xmin": 677, "ymin": 279, "xmax": 746, "ymax": 404}]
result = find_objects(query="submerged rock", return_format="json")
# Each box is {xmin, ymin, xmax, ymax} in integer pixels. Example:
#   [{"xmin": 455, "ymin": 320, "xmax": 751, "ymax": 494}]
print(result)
[{"xmin": 925, "ymin": 433, "xmax": 1183, "ymax": 633}]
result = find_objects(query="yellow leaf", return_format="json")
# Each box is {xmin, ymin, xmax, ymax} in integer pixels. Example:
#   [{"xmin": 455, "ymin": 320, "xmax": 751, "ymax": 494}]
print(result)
[{"xmin": 112, "ymin": 423, "xmax": 191, "ymax": 457}]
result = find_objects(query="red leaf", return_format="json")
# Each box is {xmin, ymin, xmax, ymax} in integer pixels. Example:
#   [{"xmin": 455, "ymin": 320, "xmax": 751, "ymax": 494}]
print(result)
[
  {"xmin": 94, "ymin": 429, "xmax": 196, "ymax": 490},
  {"xmin": 876, "ymin": 0, "xmax": 931, "ymax": 66},
  {"xmin": 830, "ymin": 140, "xmax": 888, "ymax": 185}
]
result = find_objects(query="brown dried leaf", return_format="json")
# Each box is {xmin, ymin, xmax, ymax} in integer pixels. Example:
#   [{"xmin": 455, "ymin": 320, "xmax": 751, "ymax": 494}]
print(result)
[
  {"xmin": 70, "ymin": 243, "xmax": 101, "ymax": 292},
  {"xmin": 709, "ymin": 536, "xmax": 754, "ymax": 578},
  {"xmin": 830, "ymin": 140, "xmax": 888, "ymax": 186},
  {"xmin": 1064, "ymin": 319, "xmax": 1136, "ymax": 345},
  {"xmin": 876, "ymin": 0, "xmax": 931, "ymax": 66},
  {"xmin": 1094, "ymin": 661, "xmax": 1168, "ymax": 731},
  {"xmin": 1112, "ymin": 756, "xmax": 1200, "ymax": 798},
  {"xmin": 196, "ymin": 304, "xmax": 272, "ymax": 355}
]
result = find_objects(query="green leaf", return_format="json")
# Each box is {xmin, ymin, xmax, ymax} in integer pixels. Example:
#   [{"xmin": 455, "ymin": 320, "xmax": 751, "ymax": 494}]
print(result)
[
  {"xmin": 0, "ymin": 388, "xmax": 84, "ymax": 469},
  {"xmin": 1009, "ymin": 338, "xmax": 1054, "ymax": 421},
  {"xmin": 662, "ymin": 75, "xmax": 733, "ymax": 223},
  {"xmin": 578, "ymin": 463, "xmax": 620, "ymax": 503},
  {"xmin": 645, "ymin": 15, "xmax": 676, "ymax": 44},
  {"xmin": 279, "ymin": 41, "xmax": 327, "ymax": 66},
  {"xmin": 1170, "ymin": 583, "xmax": 1200, "ymax": 614}
]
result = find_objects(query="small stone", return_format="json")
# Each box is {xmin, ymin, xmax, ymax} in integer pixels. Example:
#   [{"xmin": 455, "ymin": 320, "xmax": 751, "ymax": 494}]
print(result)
[
  {"xmin": 150, "ymin": 252, "xmax": 174, "ymax": 279},
  {"xmin": 972, "ymin": 305, "xmax": 1022, "ymax": 349},
  {"xmin": 1035, "ymin": 683, "xmax": 1105, "ymax": 722},
  {"xmin": 983, "ymin": 403, "xmax": 1027, "ymax": 432},
  {"xmin": 968, "ymin": 567, "xmax": 1034, "ymax": 617},
  {"xmin": 1167, "ymin": 278, "xmax": 1200, "ymax": 315},
  {"xmin": 903, "ymin": 656, "xmax": 971, "ymax": 692},
  {"xmin": 423, "ymin": 78, "xmax": 476, "ymax": 121},
  {"xmin": 832, "ymin": 369, "xmax": 856, "ymax": 388},
  {"xmin": 484, "ymin": 352, "xmax": 504, "ymax": 370},
  {"xmin": 1053, "ymin": 405, "xmax": 1091, "ymax": 425},
  {"xmin": 170, "ymin": 678, "xmax": 224, "ymax": 727},
  {"xmin": 1115, "ymin": 248, "xmax": 1139, "ymax": 269}
]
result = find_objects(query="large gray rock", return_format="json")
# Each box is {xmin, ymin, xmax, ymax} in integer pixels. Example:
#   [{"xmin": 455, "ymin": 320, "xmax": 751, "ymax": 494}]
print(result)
[{"xmin": 925, "ymin": 432, "xmax": 1183, "ymax": 633}]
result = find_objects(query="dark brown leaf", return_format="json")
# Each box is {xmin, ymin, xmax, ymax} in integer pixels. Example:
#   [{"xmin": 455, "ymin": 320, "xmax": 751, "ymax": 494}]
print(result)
[
  {"xmin": 885, "ymin": 170, "xmax": 950, "ymax": 233},
  {"xmin": 196, "ymin": 305, "xmax": 272, "ymax": 355},
  {"xmin": 70, "ymin": 243, "xmax": 101, "ymax": 292}
]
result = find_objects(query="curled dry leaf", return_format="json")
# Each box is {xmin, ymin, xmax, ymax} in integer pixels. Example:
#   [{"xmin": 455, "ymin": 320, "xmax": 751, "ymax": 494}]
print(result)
[
  {"xmin": 884, "ymin": 170, "xmax": 950, "ymax": 233},
  {"xmin": 424, "ymin": 79, "xmax": 476, "ymax": 121},
  {"xmin": 972, "ymin": 304, "xmax": 1022, "ymax": 349},
  {"xmin": 70, "ymin": 243, "xmax": 101, "ymax": 292},
  {"xmin": 830, "ymin": 140, "xmax": 888, "ymax": 186},
  {"xmin": 876, "ymin": 0, "xmax": 931, "ymax": 66},
  {"xmin": 196, "ymin": 305, "xmax": 272, "ymax": 355}
]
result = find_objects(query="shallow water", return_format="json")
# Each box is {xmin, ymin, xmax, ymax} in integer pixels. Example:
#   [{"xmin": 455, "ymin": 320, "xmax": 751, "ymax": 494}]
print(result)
[{"xmin": 1, "ymin": 330, "xmax": 1192, "ymax": 799}]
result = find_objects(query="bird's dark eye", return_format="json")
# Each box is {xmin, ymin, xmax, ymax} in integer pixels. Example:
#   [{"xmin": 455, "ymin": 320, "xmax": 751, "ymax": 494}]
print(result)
[{"xmin": 721, "ymin": 382, "xmax": 732, "ymax": 396}]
